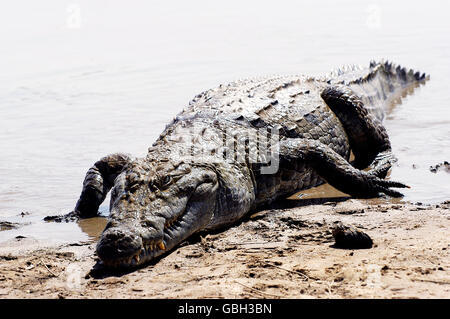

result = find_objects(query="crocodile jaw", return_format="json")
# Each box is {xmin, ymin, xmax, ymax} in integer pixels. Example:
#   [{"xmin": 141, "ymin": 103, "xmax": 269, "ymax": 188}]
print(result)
[
  {"xmin": 97, "ymin": 204, "xmax": 215, "ymax": 269},
  {"xmin": 96, "ymin": 165, "xmax": 218, "ymax": 269}
]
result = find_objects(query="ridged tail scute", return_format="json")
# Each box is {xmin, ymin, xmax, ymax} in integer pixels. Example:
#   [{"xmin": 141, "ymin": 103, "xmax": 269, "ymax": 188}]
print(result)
[
  {"xmin": 365, "ymin": 60, "xmax": 429, "ymax": 88},
  {"xmin": 369, "ymin": 60, "xmax": 428, "ymax": 82},
  {"xmin": 325, "ymin": 60, "xmax": 429, "ymax": 122}
]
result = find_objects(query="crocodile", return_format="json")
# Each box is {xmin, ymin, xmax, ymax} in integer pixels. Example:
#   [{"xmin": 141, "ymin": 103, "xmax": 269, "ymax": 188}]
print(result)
[{"xmin": 67, "ymin": 61, "xmax": 428, "ymax": 268}]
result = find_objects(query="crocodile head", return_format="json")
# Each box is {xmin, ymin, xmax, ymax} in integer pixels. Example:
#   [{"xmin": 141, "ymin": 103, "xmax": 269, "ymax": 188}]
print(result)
[{"xmin": 96, "ymin": 159, "xmax": 218, "ymax": 268}]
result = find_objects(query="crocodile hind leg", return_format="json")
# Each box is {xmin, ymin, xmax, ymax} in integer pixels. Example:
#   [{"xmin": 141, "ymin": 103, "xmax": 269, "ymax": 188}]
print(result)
[
  {"xmin": 73, "ymin": 153, "xmax": 132, "ymax": 218},
  {"xmin": 279, "ymin": 138, "xmax": 409, "ymax": 198},
  {"xmin": 320, "ymin": 85, "xmax": 396, "ymax": 177}
]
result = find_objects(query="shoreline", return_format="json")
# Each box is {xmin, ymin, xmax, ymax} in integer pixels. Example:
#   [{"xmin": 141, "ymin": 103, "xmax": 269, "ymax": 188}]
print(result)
[{"xmin": 0, "ymin": 199, "xmax": 449, "ymax": 298}]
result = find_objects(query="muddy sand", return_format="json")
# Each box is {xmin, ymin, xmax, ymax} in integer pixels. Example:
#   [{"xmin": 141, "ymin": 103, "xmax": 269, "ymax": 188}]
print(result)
[{"xmin": 0, "ymin": 196, "xmax": 449, "ymax": 299}]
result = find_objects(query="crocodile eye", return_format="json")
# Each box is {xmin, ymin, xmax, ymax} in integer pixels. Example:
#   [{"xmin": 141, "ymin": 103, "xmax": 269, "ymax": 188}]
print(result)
[{"xmin": 161, "ymin": 175, "xmax": 171, "ymax": 187}]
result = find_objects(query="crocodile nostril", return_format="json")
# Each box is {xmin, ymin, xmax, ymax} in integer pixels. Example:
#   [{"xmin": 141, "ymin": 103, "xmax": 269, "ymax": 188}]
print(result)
[{"xmin": 96, "ymin": 227, "xmax": 142, "ymax": 261}]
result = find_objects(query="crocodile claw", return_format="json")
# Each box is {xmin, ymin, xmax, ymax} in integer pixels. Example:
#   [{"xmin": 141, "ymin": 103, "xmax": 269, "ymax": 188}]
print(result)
[{"xmin": 370, "ymin": 177, "xmax": 410, "ymax": 198}]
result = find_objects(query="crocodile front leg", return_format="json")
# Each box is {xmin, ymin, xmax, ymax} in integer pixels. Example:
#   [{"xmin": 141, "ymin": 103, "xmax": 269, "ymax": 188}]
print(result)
[
  {"xmin": 279, "ymin": 138, "xmax": 408, "ymax": 198},
  {"xmin": 74, "ymin": 153, "xmax": 132, "ymax": 218}
]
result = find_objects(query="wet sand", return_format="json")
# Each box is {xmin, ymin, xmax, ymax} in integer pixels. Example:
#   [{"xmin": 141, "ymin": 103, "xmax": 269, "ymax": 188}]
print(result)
[{"xmin": 0, "ymin": 198, "xmax": 449, "ymax": 299}]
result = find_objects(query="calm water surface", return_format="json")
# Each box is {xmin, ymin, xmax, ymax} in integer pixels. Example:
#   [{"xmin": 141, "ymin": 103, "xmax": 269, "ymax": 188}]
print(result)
[{"xmin": 0, "ymin": 0, "xmax": 449, "ymax": 243}]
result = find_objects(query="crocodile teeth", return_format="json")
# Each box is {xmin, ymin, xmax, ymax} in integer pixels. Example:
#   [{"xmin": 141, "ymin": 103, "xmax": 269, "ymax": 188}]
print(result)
[{"xmin": 158, "ymin": 241, "xmax": 166, "ymax": 250}]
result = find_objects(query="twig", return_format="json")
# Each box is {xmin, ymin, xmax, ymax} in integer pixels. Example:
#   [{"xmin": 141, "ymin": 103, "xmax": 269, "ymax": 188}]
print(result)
[
  {"xmin": 412, "ymin": 278, "xmax": 450, "ymax": 285},
  {"xmin": 39, "ymin": 258, "xmax": 59, "ymax": 277},
  {"xmin": 265, "ymin": 262, "xmax": 311, "ymax": 281},
  {"xmin": 174, "ymin": 263, "xmax": 223, "ymax": 268},
  {"xmin": 235, "ymin": 281, "xmax": 284, "ymax": 299},
  {"xmin": 232, "ymin": 242, "xmax": 282, "ymax": 246}
]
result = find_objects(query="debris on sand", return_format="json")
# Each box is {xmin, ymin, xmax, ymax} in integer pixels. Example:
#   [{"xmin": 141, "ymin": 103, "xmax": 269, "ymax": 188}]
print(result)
[
  {"xmin": 43, "ymin": 211, "xmax": 79, "ymax": 223},
  {"xmin": 333, "ymin": 199, "xmax": 366, "ymax": 215},
  {"xmin": 429, "ymin": 161, "xmax": 450, "ymax": 173},
  {"xmin": 0, "ymin": 221, "xmax": 19, "ymax": 231},
  {"xmin": 331, "ymin": 222, "xmax": 373, "ymax": 249}
]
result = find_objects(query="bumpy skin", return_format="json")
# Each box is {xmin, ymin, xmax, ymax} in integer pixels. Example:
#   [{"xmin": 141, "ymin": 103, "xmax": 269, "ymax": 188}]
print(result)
[{"xmin": 69, "ymin": 61, "xmax": 428, "ymax": 268}]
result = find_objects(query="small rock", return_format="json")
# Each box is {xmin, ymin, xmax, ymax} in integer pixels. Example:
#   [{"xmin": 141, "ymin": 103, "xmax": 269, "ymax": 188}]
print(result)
[
  {"xmin": 334, "ymin": 200, "xmax": 366, "ymax": 215},
  {"xmin": 56, "ymin": 252, "xmax": 75, "ymax": 258},
  {"xmin": 131, "ymin": 288, "xmax": 143, "ymax": 292},
  {"xmin": 0, "ymin": 255, "xmax": 17, "ymax": 261},
  {"xmin": 331, "ymin": 222, "xmax": 373, "ymax": 249},
  {"xmin": 44, "ymin": 211, "xmax": 79, "ymax": 223}
]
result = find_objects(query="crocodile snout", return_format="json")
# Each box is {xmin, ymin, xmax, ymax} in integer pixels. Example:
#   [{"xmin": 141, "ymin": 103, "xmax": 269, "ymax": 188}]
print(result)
[
  {"xmin": 96, "ymin": 217, "xmax": 168, "ymax": 268},
  {"xmin": 96, "ymin": 227, "xmax": 143, "ymax": 267}
]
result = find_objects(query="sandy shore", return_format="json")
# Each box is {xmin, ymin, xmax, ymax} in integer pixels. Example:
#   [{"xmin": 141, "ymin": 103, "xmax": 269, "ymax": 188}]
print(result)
[{"xmin": 0, "ymin": 198, "xmax": 449, "ymax": 299}]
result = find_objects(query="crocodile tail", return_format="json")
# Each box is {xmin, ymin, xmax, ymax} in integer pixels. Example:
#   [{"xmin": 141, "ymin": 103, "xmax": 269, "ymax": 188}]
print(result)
[
  {"xmin": 363, "ymin": 60, "xmax": 429, "ymax": 99},
  {"xmin": 346, "ymin": 60, "xmax": 429, "ymax": 122}
]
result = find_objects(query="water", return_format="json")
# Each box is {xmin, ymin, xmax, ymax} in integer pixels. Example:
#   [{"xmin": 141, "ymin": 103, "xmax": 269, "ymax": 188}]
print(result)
[{"xmin": 0, "ymin": 0, "xmax": 449, "ymax": 244}]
